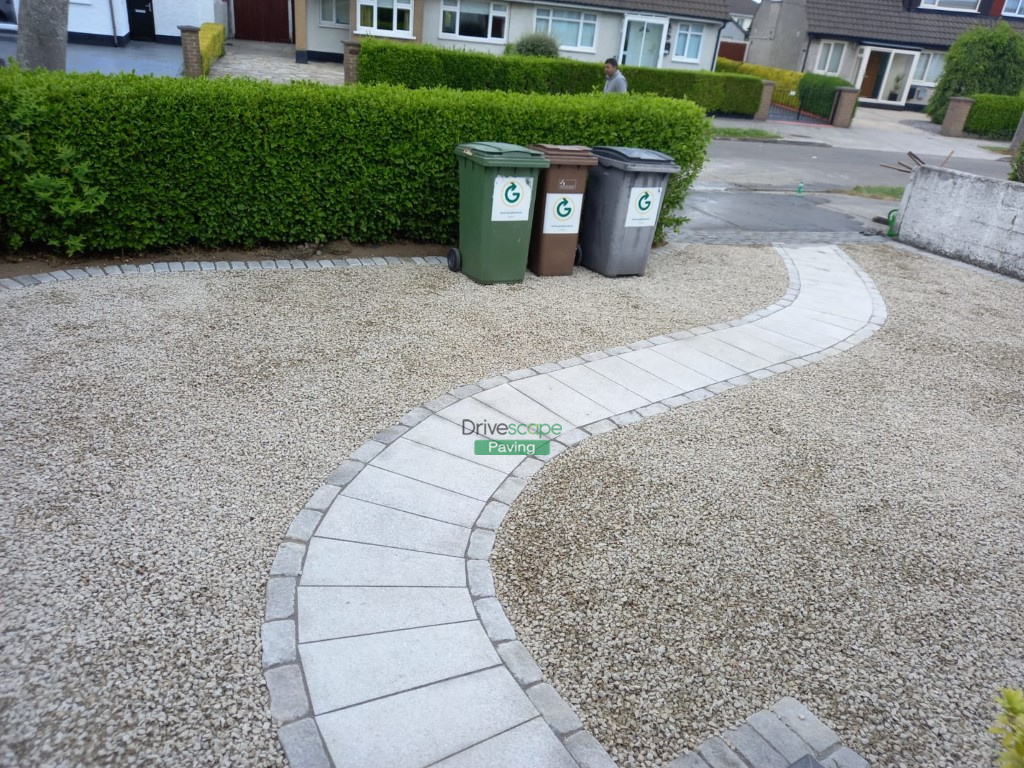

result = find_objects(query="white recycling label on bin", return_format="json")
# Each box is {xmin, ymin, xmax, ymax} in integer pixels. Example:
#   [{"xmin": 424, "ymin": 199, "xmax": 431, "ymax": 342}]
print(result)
[
  {"xmin": 491, "ymin": 176, "xmax": 533, "ymax": 222},
  {"xmin": 624, "ymin": 186, "xmax": 663, "ymax": 228},
  {"xmin": 542, "ymin": 193, "xmax": 583, "ymax": 234}
]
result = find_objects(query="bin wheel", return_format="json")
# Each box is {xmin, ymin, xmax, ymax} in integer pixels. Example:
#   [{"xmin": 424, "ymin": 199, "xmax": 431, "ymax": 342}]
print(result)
[
  {"xmin": 574, "ymin": 244, "xmax": 583, "ymax": 266},
  {"xmin": 447, "ymin": 248, "xmax": 461, "ymax": 272}
]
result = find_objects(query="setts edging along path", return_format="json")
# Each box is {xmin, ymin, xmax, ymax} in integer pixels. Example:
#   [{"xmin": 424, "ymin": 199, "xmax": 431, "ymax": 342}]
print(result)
[{"xmin": 262, "ymin": 244, "xmax": 888, "ymax": 768}]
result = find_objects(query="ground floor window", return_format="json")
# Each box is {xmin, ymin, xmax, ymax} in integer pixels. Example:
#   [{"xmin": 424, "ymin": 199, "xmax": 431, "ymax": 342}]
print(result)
[
  {"xmin": 534, "ymin": 7, "xmax": 597, "ymax": 51},
  {"xmin": 912, "ymin": 51, "xmax": 945, "ymax": 85},
  {"xmin": 672, "ymin": 22, "xmax": 703, "ymax": 61},
  {"xmin": 321, "ymin": 0, "xmax": 351, "ymax": 25},
  {"xmin": 358, "ymin": 0, "xmax": 413, "ymax": 35},
  {"xmin": 1006, "ymin": 0, "xmax": 1024, "ymax": 16},
  {"xmin": 441, "ymin": 0, "xmax": 507, "ymax": 41},
  {"xmin": 815, "ymin": 40, "xmax": 845, "ymax": 75}
]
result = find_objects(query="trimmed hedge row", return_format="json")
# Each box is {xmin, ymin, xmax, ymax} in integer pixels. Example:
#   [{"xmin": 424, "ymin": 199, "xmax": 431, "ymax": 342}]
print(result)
[
  {"xmin": 359, "ymin": 39, "xmax": 763, "ymax": 116},
  {"xmin": 965, "ymin": 93, "xmax": 1024, "ymax": 140},
  {"xmin": 199, "ymin": 23, "xmax": 226, "ymax": 76},
  {"xmin": 0, "ymin": 66, "xmax": 712, "ymax": 253},
  {"xmin": 797, "ymin": 72, "xmax": 850, "ymax": 119},
  {"xmin": 716, "ymin": 57, "xmax": 803, "ymax": 103}
]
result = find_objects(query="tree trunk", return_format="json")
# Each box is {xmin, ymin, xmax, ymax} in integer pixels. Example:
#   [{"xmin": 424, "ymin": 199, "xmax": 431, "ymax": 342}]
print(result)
[{"xmin": 15, "ymin": 0, "xmax": 70, "ymax": 71}]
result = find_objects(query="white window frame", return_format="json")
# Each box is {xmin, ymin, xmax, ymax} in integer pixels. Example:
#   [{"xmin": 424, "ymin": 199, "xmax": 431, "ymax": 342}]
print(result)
[
  {"xmin": 356, "ymin": 0, "xmax": 415, "ymax": 38},
  {"xmin": 918, "ymin": 0, "xmax": 980, "ymax": 12},
  {"xmin": 814, "ymin": 40, "xmax": 845, "ymax": 75},
  {"xmin": 439, "ymin": 0, "xmax": 508, "ymax": 43},
  {"xmin": 1004, "ymin": 0, "xmax": 1024, "ymax": 16},
  {"xmin": 533, "ymin": 7, "xmax": 599, "ymax": 53},
  {"xmin": 321, "ymin": 0, "xmax": 351, "ymax": 27},
  {"xmin": 909, "ymin": 51, "xmax": 944, "ymax": 85},
  {"xmin": 671, "ymin": 22, "xmax": 704, "ymax": 63}
]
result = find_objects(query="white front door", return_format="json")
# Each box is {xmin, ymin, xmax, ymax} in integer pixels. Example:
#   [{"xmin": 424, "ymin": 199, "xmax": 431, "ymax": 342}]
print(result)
[
  {"xmin": 621, "ymin": 16, "xmax": 668, "ymax": 68},
  {"xmin": 854, "ymin": 47, "xmax": 920, "ymax": 106}
]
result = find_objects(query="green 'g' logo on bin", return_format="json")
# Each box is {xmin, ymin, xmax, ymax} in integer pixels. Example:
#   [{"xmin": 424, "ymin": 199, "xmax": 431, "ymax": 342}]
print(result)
[
  {"xmin": 503, "ymin": 181, "xmax": 522, "ymax": 206},
  {"xmin": 554, "ymin": 197, "xmax": 574, "ymax": 220},
  {"xmin": 637, "ymin": 191, "xmax": 653, "ymax": 212}
]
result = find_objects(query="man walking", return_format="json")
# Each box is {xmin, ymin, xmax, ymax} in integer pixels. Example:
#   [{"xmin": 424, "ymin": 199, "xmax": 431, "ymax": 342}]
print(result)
[{"xmin": 603, "ymin": 58, "xmax": 627, "ymax": 93}]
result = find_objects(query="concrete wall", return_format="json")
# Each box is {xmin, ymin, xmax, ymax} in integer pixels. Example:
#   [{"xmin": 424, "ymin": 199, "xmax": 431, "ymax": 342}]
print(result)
[
  {"xmin": 898, "ymin": 166, "xmax": 1024, "ymax": 280},
  {"xmin": 746, "ymin": 0, "xmax": 807, "ymax": 70},
  {"xmin": 153, "ymin": 0, "xmax": 223, "ymax": 38},
  {"xmin": 4, "ymin": 0, "xmax": 131, "ymax": 38}
]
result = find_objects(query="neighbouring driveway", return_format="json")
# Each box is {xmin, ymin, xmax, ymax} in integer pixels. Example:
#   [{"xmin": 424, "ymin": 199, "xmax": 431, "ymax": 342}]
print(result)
[
  {"xmin": 209, "ymin": 40, "xmax": 344, "ymax": 85},
  {"xmin": 0, "ymin": 34, "xmax": 182, "ymax": 76}
]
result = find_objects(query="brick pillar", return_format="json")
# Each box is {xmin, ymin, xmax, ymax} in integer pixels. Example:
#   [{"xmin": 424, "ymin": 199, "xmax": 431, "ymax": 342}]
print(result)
[
  {"xmin": 831, "ymin": 87, "xmax": 860, "ymax": 129},
  {"xmin": 178, "ymin": 25, "xmax": 202, "ymax": 78},
  {"xmin": 940, "ymin": 97, "xmax": 975, "ymax": 138},
  {"xmin": 754, "ymin": 80, "xmax": 774, "ymax": 122},
  {"xmin": 343, "ymin": 42, "xmax": 361, "ymax": 84}
]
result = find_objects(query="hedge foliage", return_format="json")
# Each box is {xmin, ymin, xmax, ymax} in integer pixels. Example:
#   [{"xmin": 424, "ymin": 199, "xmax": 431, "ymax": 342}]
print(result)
[
  {"xmin": 926, "ymin": 21, "xmax": 1024, "ymax": 123},
  {"xmin": 965, "ymin": 93, "xmax": 1024, "ymax": 140},
  {"xmin": 0, "ymin": 66, "xmax": 712, "ymax": 253},
  {"xmin": 199, "ymin": 22, "xmax": 226, "ymax": 76},
  {"xmin": 510, "ymin": 33, "xmax": 560, "ymax": 58},
  {"xmin": 797, "ymin": 72, "xmax": 850, "ymax": 120},
  {"xmin": 716, "ymin": 57, "xmax": 803, "ymax": 104},
  {"xmin": 359, "ymin": 39, "xmax": 763, "ymax": 115}
]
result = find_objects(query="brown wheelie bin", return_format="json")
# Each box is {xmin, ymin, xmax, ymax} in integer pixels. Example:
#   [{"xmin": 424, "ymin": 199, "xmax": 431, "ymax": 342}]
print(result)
[{"xmin": 527, "ymin": 144, "xmax": 598, "ymax": 276}]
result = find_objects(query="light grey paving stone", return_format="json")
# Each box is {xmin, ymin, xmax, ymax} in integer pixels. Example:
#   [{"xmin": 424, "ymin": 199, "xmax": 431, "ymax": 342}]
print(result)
[
  {"xmin": 169, "ymin": 262, "xmax": 185, "ymax": 272},
  {"xmin": 727, "ymin": 374, "xmax": 755, "ymax": 386},
  {"xmin": 551, "ymin": 365, "xmax": 649, "ymax": 415},
  {"xmin": 476, "ymin": 384, "xmax": 570, "ymax": 430},
  {"xmin": 467, "ymin": 560, "xmax": 496, "ymax": 598},
  {"xmin": 557, "ymin": 356, "xmax": 584, "ymax": 368},
  {"xmin": 271, "ymin": 542, "xmax": 306, "ymax": 576},
  {"xmin": 266, "ymin": 577, "xmax": 297, "ymax": 621},
  {"xmin": 585, "ymin": 419, "xmax": 616, "ymax": 436},
  {"xmin": 100, "ymin": 265, "xmax": 122, "ymax": 277},
  {"xmin": 372, "ymin": 256, "xmax": 388, "ymax": 266},
  {"xmin": 451, "ymin": 382, "xmax": 483, "ymax": 399},
  {"xmin": 15, "ymin": 274, "xmax": 40, "ymax": 286},
  {"xmin": 825, "ymin": 746, "xmax": 870, "ymax": 768},
  {"xmin": 475, "ymin": 597, "xmax": 516, "ymax": 641},
  {"xmin": 229, "ymin": 260, "xmax": 246, "ymax": 270},
  {"xmin": 315, "ymin": 666, "xmax": 537, "ymax": 768},
  {"xmin": 265, "ymin": 664, "xmax": 311, "ymax": 724},
  {"xmin": 286, "ymin": 509, "xmax": 322, "ymax": 543},
  {"xmin": 319, "ymin": 496, "xmax": 470, "ymax": 557},
  {"xmin": 342, "ymin": 465, "xmax": 483, "ymax": 527},
  {"xmin": 304, "ymin": 484, "xmax": 341, "ymax": 512},
  {"xmin": 153, "ymin": 262, "xmax": 170, "ymax": 273},
  {"xmin": 478, "ymin": 375, "xmax": 508, "ymax": 390},
  {"xmin": 768, "ymin": 362, "xmax": 794, "ymax": 373},
  {"xmin": 373, "ymin": 424, "xmax": 407, "ymax": 445},
  {"xmin": 259, "ymin": 259, "xmax": 276, "ymax": 269},
  {"xmin": 709, "ymin": 322, "xmax": 731, "ymax": 331},
  {"xmin": 301, "ymin": 621, "xmax": 500, "ymax": 713},
  {"xmin": 628, "ymin": 339, "xmax": 654, "ymax": 350},
  {"xmin": 290, "ymin": 259, "xmax": 308, "ymax": 269},
  {"xmin": 750, "ymin": 369, "xmax": 774, "ymax": 380},
  {"xmin": 0, "ymin": 278, "xmax": 22, "ymax": 290},
  {"xmin": 504, "ymin": 368, "xmax": 535, "ymax": 381},
  {"xmin": 788, "ymin": 358, "xmax": 812, "ymax": 369},
  {"xmin": 246, "ymin": 260, "xmax": 264, "ymax": 269},
  {"xmin": 330, "ymin": 259, "xmax": 349, "ymax": 268},
  {"xmin": 544, "ymin": 441, "xmax": 567, "ymax": 461},
  {"xmin": 475, "ymin": 501, "xmax": 510, "ymax": 530},
  {"xmin": 525, "ymin": 683, "xmax": 582, "ymax": 736},
  {"xmin": 412, "ymin": 256, "xmax": 427, "ymax": 265},
  {"xmin": 668, "ymin": 330, "xmax": 695, "ymax": 340},
  {"xmin": 637, "ymin": 402, "xmax": 670, "ymax": 418},
  {"xmin": 433, "ymin": 717, "xmax": 577, "ymax": 767},
  {"xmin": 564, "ymin": 730, "xmax": 619, "ymax": 768},
  {"xmin": 707, "ymin": 382, "xmax": 734, "ymax": 394},
  {"xmin": 262, "ymin": 619, "xmax": 297, "ymax": 668},
  {"xmin": 605, "ymin": 345, "xmax": 632, "ymax": 356},
  {"xmin": 492, "ymin": 476, "xmax": 527, "ymax": 505},
  {"xmin": 714, "ymin": 327, "xmax": 796, "ymax": 365},
  {"xmin": 667, "ymin": 751, "xmax": 712, "ymax": 768},
  {"xmin": 747, "ymin": 710, "xmax": 815, "ymax": 763},
  {"xmin": 273, "ymin": 259, "xmax": 291, "ymax": 270},
  {"xmin": 66, "ymin": 268, "xmax": 90, "ymax": 278},
  {"xmin": 302, "ymin": 538, "xmax": 465, "ymax": 587},
  {"xmin": 351, "ymin": 440, "xmax": 386, "ymax": 463},
  {"xmin": 199, "ymin": 261, "xmax": 216, "ymax": 272},
  {"xmin": 346, "ymin": 257, "xmax": 361, "ymax": 266},
  {"xmin": 586, "ymin": 355, "xmax": 682, "ymax": 402},
  {"xmin": 623, "ymin": 348, "xmax": 717, "ymax": 392},
  {"xmin": 672, "ymin": 335, "xmax": 771, "ymax": 375},
  {"xmin": 759, "ymin": 315, "xmax": 849, "ymax": 349},
  {"xmin": 743, "ymin": 325, "xmax": 822, "ymax": 357},
  {"xmin": 512, "ymin": 457, "xmax": 545, "ymax": 479},
  {"xmin": 688, "ymin": 325, "xmax": 712, "ymax": 335},
  {"xmin": 118, "ymin": 265, "xmax": 140, "ymax": 276},
  {"xmin": 371, "ymin": 438, "xmax": 507, "ymax": 501},
  {"xmin": 687, "ymin": 387, "xmax": 715, "ymax": 401},
  {"xmin": 399, "ymin": 406, "xmax": 434, "ymax": 427},
  {"xmin": 384, "ymin": 256, "xmax": 402, "ymax": 265},
  {"xmin": 663, "ymin": 394, "xmax": 691, "ymax": 408},
  {"xmin": 213, "ymin": 260, "xmax": 231, "ymax": 270},
  {"xmin": 496, "ymin": 641, "xmax": 542, "ymax": 686},
  {"xmin": 647, "ymin": 334, "xmax": 674, "ymax": 345},
  {"xmin": 278, "ymin": 718, "xmax": 330, "ymax": 768},
  {"xmin": 436, "ymin": 395, "xmax": 526, "ymax": 437},
  {"xmin": 31, "ymin": 272, "xmax": 56, "ymax": 284},
  {"xmin": 771, "ymin": 697, "xmax": 841, "ymax": 755},
  {"xmin": 511, "ymin": 375, "xmax": 614, "ymax": 427},
  {"xmin": 425, "ymin": 393, "xmax": 459, "ymax": 411},
  {"xmin": 318, "ymin": 259, "xmax": 334, "ymax": 268},
  {"xmin": 403, "ymin": 414, "xmax": 522, "ymax": 473},
  {"xmin": 298, "ymin": 585, "xmax": 474, "ymax": 642},
  {"xmin": 50, "ymin": 269, "xmax": 73, "ymax": 281},
  {"xmin": 533, "ymin": 361, "xmax": 561, "ymax": 374},
  {"xmin": 612, "ymin": 411, "xmax": 643, "ymax": 427},
  {"xmin": 326, "ymin": 460, "xmax": 363, "ymax": 488},
  {"xmin": 467, "ymin": 529, "xmax": 496, "ymax": 560},
  {"xmin": 556, "ymin": 428, "xmax": 588, "ymax": 447},
  {"xmin": 723, "ymin": 723, "xmax": 789, "ymax": 768},
  {"xmin": 697, "ymin": 736, "xmax": 747, "ymax": 768},
  {"xmin": 581, "ymin": 351, "xmax": 609, "ymax": 362}
]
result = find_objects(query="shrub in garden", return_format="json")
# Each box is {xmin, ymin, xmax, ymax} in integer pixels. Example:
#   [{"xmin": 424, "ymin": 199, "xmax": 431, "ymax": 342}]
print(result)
[
  {"xmin": 716, "ymin": 57, "xmax": 803, "ymax": 103},
  {"xmin": 199, "ymin": 23, "xmax": 226, "ymax": 76},
  {"xmin": 964, "ymin": 94, "xmax": 1024, "ymax": 140},
  {"xmin": 991, "ymin": 689, "xmax": 1024, "ymax": 768},
  {"xmin": 510, "ymin": 33, "xmax": 559, "ymax": 58},
  {"xmin": 926, "ymin": 21, "xmax": 1024, "ymax": 123},
  {"xmin": 797, "ymin": 72, "xmax": 851, "ymax": 120},
  {"xmin": 0, "ymin": 65, "xmax": 712, "ymax": 253}
]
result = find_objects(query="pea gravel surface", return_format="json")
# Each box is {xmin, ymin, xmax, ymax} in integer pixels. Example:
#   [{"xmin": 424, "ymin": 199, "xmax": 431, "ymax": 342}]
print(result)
[
  {"xmin": 492, "ymin": 243, "xmax": 1024, "ymax": 768},
  {"xmin": 0, "ymin": 246, "xmax": 785, "ymax": 768}
]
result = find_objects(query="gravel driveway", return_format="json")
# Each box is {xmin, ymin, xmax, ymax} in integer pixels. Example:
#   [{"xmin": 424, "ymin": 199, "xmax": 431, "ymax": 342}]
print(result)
[
  {"xmin": 0, "ymin": 247, "xmax": 784, "ymax": 767},
  {"xmin": 492, "ymin": 244, "xmax": 1024, "ymax": 768}
]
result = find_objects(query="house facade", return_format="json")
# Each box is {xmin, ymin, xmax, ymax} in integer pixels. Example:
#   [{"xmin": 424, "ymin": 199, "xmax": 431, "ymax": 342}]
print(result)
[
  {"xmin": 296, "ymin": 0, "xmax": 730, "ymax": 71},
  {"xmin": 746, "ymin": 0, "xmax": 1024, "ymax": 108}
]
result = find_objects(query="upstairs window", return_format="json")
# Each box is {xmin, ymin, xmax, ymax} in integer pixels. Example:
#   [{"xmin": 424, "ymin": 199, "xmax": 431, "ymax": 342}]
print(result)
[
  {"xmin": 918, "ymin": 0, "xmax": 980, "ymax": 13},
  {"xmin": 1005, "ymin": 0, "xmax": 1024, "ymax": 16},
  {"xmin": 321, "ymin": 0, "xmax": 351, "ymax": 25},
  {"xmin": 358, "ymin": 0, "xmax": 413, "ymax": 36}
]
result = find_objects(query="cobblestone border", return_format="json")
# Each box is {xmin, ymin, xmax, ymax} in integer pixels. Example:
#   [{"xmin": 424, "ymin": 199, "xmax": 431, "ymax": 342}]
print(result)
[{"xmin": 264, "ymin": 244, "xmax": 886, "ymax": 767}]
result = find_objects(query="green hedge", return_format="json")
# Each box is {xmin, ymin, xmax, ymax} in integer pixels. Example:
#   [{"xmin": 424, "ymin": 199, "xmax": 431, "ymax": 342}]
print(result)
[
  {"xmin": 359, "ymin": 39, "xmax": 762, "ymax": 116},
  {"xmin": 0, "ymin": 66, "xmax": 712, "ymax": 253},
  {"xmin": 199, "ymin": 22, "xmax": 226, "ymax": 77},
  {"xmin": 965, "ymin": 93, "xmax": 1024, "ymax": 140},
  {"xmin": 797, "ymin": 72, "xmax": 850, "ymax": 120},
  {"xmin": 716, "ymin": 57, "xmax": 802, "ymax": 104}
]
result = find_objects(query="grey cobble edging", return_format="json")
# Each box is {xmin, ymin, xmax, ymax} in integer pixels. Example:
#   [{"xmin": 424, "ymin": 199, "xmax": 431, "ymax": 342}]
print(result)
[
  {"xmin": 0, "ymin": 256, "xmax": 448, "ymax": 292},
  {"xmin": 265, "ymin": 243, "xmax": 885, "ymax": 768}
]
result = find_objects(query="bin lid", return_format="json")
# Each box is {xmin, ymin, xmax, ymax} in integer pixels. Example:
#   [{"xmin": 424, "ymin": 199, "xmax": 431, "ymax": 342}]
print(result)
[
  {"xmin": 528, "ymin": 143, "xmax": 599, "ymax": 166},
  {"xmin": 591, "ymin": 146, "xmax": 680, "ymax": 174},
  {"xmin": 455, "ymin": 142, "xmax": 550, "ymax": 168}
]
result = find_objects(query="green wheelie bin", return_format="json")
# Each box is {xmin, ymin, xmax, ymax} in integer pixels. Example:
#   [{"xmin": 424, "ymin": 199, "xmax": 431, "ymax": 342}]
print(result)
[{"xmin": 449, "ymin": 142, "xmax": 550, "ymax": 284}]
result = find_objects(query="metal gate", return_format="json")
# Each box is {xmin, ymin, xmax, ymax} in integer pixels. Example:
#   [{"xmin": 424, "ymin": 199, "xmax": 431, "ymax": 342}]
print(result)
[
  {"xmin": 234, "ymin": 0, "xmax": 292, "ymax": 43},
  {"xmin": 768, "ymin": 86, "xmax": 839, "ymax": 125}
]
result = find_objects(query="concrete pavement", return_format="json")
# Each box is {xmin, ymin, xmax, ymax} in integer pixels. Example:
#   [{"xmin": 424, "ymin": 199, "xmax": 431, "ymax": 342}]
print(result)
[{"xmin": 0, "ymin": 33, "xmax": 182, "ymax": 76}]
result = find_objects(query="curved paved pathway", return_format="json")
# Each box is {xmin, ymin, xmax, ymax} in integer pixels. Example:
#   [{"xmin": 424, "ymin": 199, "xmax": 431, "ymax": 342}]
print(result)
[{"xmin": 262, "ymin": 244, "xmax": 887, "ymax": 768}]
